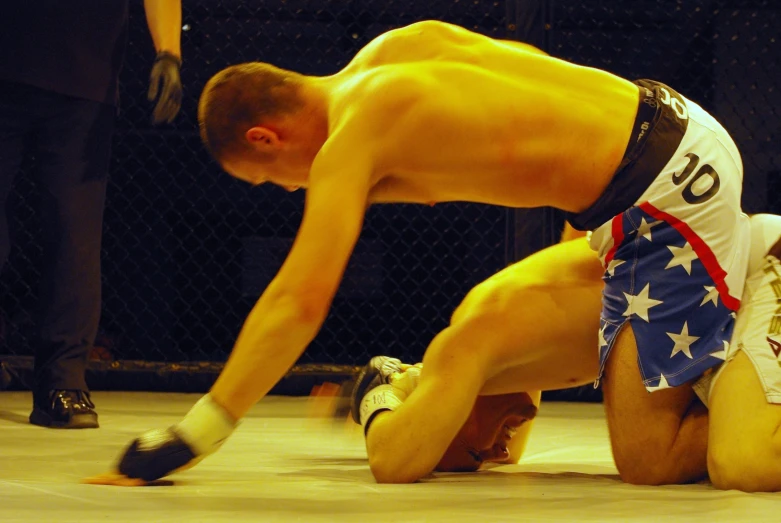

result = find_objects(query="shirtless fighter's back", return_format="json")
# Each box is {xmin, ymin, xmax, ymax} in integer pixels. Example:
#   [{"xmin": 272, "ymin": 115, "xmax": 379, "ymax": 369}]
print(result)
[{"xmin": 222, "ymin": 20, "xmax": 636, "ymax": 212}]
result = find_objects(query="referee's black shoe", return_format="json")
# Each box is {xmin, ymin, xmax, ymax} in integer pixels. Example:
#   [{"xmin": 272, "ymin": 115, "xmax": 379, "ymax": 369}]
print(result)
[{"xmin": 30, "ymin": 390, "xmax": 99, "ymax": 429}]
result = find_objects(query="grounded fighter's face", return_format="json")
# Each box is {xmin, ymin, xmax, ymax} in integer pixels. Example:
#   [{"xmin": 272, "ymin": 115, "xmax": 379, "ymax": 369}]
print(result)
[{"xmin": 435, "ymin": 392, "xmax": 538, "ymax": 472}]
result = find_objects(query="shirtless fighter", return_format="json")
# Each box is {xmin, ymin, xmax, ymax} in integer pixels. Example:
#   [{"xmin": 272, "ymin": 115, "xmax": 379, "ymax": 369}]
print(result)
[{"xmin": 110, "ymin": 21, "xmax": 761, "ymax": 488}]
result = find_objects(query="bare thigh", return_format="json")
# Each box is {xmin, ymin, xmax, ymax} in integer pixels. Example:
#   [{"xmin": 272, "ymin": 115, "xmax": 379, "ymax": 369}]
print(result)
[
  {"xmin": 602, "ymin": 325, "xmax": 708, "ymax": 485},
  {"xmin": 706, "ymin": 216, "xmax": 781, "ymax": 491},
  {"xmin": 708, "ymin": 350, "xmax": 781, "ymax": 491}
]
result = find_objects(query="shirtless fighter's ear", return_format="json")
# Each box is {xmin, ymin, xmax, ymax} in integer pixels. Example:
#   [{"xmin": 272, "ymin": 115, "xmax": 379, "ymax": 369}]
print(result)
[{"xmin": 246, "ymin": 127, "xmax": 280, "ymax": 152}]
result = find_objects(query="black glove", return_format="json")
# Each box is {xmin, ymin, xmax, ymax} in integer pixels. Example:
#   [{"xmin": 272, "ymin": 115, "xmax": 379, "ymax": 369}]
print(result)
[
  {"xmin": 118, "ymin": 427, "xmax": 200, "ymax": 481},
  {"xmin": 117, "ymin": 394, "xmax": 236, "ymax": 481},
  {"xmin": 349, "ymin": 355, "xmax": 424, "ymax": 436},
  {"xmin": 148, "ymin": 51, "xmax": 182, "ymax": 124}
]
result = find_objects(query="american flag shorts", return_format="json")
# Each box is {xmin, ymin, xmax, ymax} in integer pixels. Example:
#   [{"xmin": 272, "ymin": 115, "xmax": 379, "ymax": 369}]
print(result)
[{"xmin": 589, "ymin": 85, "xmax": 751, "ymax": 392}]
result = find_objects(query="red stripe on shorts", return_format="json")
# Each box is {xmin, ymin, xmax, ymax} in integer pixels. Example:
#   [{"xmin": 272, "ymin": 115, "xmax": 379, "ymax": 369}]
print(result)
[
  {"xmin": 639, "ymin": 201, "xmax": 740, "ymax": 311},
  {"xmin": 604, "ymin": 214, "xmax": 625, "ymax": 265}
]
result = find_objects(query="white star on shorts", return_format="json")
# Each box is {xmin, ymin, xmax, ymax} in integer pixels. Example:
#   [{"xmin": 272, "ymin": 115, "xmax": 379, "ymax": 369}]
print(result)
[
  {"xmin": 636, "ymin": 217, "xmax": 662, "ymax": 242},
  {"xmin": 667, "ymin": 321, "xmax": 700, "ymax": 359},
  {"xmin": 700, "ymin": 285, "xmax": 719, "ymax": 307},
  {"xmin": 607, "ymin": 257, "xmax": 626, "ymax": 277},
  {"xmin": 646, "ymin": 374, "xmax": 670, "ymax": 392},
  {"xmin": 709, "ymin": 340, "xmax": 729, "ymax": 361},
  {"xmin": 665, "ymin": 242, "xmax": 698, "ymax": 275},
  {"xmin": 598, "ymin": 324, "xmax": 608, "ymax": 349},
  {"xmin": 622, "ymin": 283, "xmax": 663, "ymax": 322}
]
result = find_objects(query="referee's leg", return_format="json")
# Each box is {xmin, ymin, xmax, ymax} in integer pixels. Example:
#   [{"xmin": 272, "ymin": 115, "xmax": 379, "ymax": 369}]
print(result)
[{"xmin": 30, "ymin": 92, "xmax": 113, "ymax": 427}]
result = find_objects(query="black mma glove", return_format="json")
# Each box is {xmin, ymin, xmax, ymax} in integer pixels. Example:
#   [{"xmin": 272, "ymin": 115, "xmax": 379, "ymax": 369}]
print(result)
[
  {"xmin": 148, "ymin": 51, "xmax": 182, "ymax": 124},
  {"xmin": 118, "ymin": 394, "xmax": 237, "ymax": 481}
]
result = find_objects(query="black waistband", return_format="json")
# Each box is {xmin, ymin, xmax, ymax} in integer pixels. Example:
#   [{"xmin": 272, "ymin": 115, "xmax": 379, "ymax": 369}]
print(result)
[{"xmin": 566, "ymin": 79, "xmax": 689, "ymax": 231}]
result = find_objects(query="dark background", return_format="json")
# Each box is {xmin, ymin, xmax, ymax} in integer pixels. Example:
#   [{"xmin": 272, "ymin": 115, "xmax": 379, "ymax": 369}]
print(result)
[{"xmin": 1, "ymin": 0, "xmax": 778, "ymax": 397}]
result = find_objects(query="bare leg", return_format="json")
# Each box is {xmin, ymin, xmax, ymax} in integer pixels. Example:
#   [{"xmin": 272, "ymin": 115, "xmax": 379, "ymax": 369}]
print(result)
[
  {"xmin": 366, "ymin": 238, "xmax": 605, "ymax": 482},
  {"xmin": 708, "ymin": 350, "xmax": 781, "ymax": 491},
  {"xmin": 602, "ymin": 325, "xmax": 708, "ymax": 485},
  {"xmin": 706, "ymin": 215, "xmax": 781, "ymax": 491}
]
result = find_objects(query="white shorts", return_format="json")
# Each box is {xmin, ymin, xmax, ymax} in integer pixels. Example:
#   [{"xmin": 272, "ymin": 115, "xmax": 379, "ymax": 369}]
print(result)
[{"xmin": 694, "ymin": 214, "xmax": 781, "ymax": 406}]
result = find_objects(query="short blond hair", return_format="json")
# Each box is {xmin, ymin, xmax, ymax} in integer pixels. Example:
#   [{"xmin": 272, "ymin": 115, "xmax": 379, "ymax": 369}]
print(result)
[{"xmin": 198, "ymin": 63, "xmax": 304, "ymax": 162}]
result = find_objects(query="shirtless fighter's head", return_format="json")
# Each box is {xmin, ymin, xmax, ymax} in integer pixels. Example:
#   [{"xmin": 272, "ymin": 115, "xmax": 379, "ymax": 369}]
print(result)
[{"xmin": 198, "ymin": 63, "xmax": 330, "ymax": 192}]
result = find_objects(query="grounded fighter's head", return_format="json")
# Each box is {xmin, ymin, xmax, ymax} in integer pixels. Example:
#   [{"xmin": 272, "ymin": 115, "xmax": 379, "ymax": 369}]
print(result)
[
  {"xmin": 384, "ymin": 364, "xmax": 538, "ymax": 473},
  {"xmin": 435, "ymin": 392, "xmax": 538, "ymax": 472}
]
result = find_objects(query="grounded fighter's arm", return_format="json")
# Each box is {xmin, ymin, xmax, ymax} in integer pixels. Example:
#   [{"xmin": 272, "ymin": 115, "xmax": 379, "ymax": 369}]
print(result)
[
  {"xmin": 501, "ymin": 224, "xmax": 583, "ymax": 459},
  {"xmin": 496, "ymin": 224, "xmax": 587, "ymax": 464},
  {"xmin": 360, "ymin": 239, "xmax": 603, "ymax": 482}
]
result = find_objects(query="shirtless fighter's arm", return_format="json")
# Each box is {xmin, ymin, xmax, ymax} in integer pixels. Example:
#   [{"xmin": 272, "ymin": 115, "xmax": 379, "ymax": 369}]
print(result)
[
  {"xmin": 115, "ymin": 124, "xmax": 374, "ymax": 481},
  {"xmin": 209, "ymin": 144, "xmax": 371, "ymax": 419}
]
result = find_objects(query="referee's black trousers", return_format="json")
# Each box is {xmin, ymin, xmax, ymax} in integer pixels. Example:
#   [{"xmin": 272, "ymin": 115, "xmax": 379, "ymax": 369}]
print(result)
[{"xmin": 0, "ymin": 80, "xmax": 113, "ymax": 401}]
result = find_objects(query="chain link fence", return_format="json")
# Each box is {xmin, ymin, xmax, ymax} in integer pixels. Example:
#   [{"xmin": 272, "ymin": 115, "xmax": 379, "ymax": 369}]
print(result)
[
  {"xmin": 1, "ymin": 0, "xmax": 778, "ymax": 393},
  {"xmin": 1, "ymin": 1, "xmax": 511, "ymax": 380}
]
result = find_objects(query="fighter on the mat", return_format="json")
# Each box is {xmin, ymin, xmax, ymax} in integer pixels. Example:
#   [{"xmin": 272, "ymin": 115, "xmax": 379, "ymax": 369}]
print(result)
[
  {"xmin": 354, "ymin": 213, "xmax": 781, "ymax": 491},
  {"xmin": 102, "ymin": 21, "xmax": 775, "ymax": 490},
  {"xmin": 365, "ymin": 362, "xmax": 543, "ymax": 474}
]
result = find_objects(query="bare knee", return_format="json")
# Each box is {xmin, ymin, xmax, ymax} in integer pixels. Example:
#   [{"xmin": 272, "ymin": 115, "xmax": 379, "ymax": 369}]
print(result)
[
  {"xmin": 613, "ymin": 449, "xmax": 682, "ymax": 486},
  {"xmin": 707, "ymin": 445, "xmax": 738, "ymax": 491},
  {"xmin": 708, "ymin": 444, "xmax": 754, "ymax": 491},
  {"xmin": 708, "ymin": 436, "xmax": 781, "ymax": 492},
  {"xmin": 608, "ymin": 399, "xmax": 708, "ymax": 486}
]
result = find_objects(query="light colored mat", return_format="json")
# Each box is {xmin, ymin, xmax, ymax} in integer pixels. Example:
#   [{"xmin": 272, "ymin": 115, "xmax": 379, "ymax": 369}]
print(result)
[{"xmin": 0, "ymin": 391, "xmax": 777, "ymax": 523}]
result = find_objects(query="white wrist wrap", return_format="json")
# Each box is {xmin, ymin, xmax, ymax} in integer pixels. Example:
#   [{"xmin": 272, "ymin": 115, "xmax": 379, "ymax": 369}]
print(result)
[
  {"xmin": 177, "ymin": 394, "xmax": 238, "ymax": 457},
  {"xmin": 358, "ymin": 384, "xmax": 404, "ymax": 433}
]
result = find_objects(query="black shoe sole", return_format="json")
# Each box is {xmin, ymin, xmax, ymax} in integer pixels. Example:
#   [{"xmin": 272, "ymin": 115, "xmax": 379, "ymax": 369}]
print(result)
[{"xmin": 29, "ymin": 408, "xmax": 99, "ymax": 429}]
